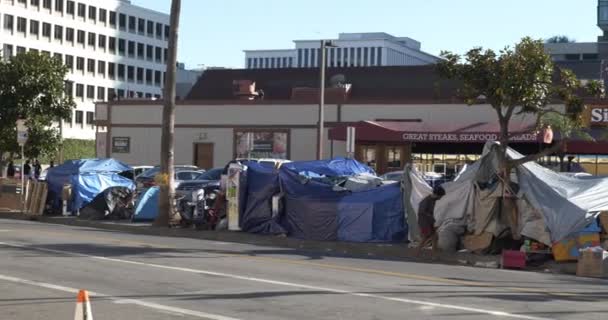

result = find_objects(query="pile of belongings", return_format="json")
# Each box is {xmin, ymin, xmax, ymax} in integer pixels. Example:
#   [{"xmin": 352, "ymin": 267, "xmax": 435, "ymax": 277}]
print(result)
[
  {"xmin": 79, "ymin": 186, "xmax": 135, "ymax": 220},
  {"xmin": 404, "ymin": 141, "xmax": 608, "ymax": 256}
]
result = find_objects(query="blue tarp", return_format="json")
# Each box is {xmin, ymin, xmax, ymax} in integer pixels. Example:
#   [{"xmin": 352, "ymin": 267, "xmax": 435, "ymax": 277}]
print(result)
[
  {"xmin": 133, "ymin": 187, "xmax": 160, "ymax": 221},
  {"xmin": 242, "ymin": 158, "xmax": 406, "ymax": 243},
  {"xmin": 46, "ymin": 159, "xmax": 134, "ymax": 212}
]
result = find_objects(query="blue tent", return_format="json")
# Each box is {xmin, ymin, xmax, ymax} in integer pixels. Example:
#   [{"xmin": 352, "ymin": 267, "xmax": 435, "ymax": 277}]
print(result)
[
  {"xmin": 240, "ymin": 163, "xmax": 286, "ymax": 235},
  {"xmin": 133, "ymin": 187, "xmax": 160, "ymax": 222},
  {"xmin": 46, "ymin": 159, "xmax": 134, "ymax": 212},
  {"xmin": 242, "ymin": 158, "xmax": 406, "ymax": 243}
]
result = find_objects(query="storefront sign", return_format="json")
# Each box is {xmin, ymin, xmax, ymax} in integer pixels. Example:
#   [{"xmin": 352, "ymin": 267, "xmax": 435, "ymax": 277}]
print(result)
[
  {"xmin": 112, "ymin": 137, "xmax": 130, "ymax": 153},
  {"xmin": 401, "ymin": 132, "xmax": 538, "ymax": 143},
  {"xmin": 590, "ymin": 107, "xmax": 608, "ymax": 125}
]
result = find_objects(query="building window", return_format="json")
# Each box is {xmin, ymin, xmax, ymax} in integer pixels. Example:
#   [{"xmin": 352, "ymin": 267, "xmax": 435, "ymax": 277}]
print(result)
[
  {"xmin": 86, "ymin": 85, "xmax": 94, "ymax": 99},
  {"xmin": 76, "ymin": 57, "xmax": 84, "ymax": 71},
  {"xmin": 64, "ymin": 81, "xmax": 73, "ymax": 96},
  {"xmin": 386, "ymin": 147, "xmax": 402, "ymax": 169},
  {"xmin": 138, "ymin": 18, "xmax": 145, "ymax": 33},
  {"xmin": 155, "ymin": 47, "xmax": 162, "ymax": 62},
  {"xmin": 77, "ymin": 30, "xmax": 85, "ymax": 44},
  {"xmin": 583, "ymin": 53, "xmax": 599, "ymax": 61},
  {"xmin": 65, "ymin": 55, "xmax": 74, "ymax": 70},
  {"xmin": 145, "ymin": 69, "xmax": 153, "ymax": 84},
  {"xmin": 136, "ymin": 67, "xmax": 144, "ymax": 82},
  {"xmin": 3, "ymin": 14, "xmax": 14, "ymax": 31},
  {"xmin": 164, "ymin": 25, "xmax": 170, "ymax": 39},
  {"xmin": 127, "ymin": 66, "xmax": 134, "ymax": 82},
  {"xmin": 127, "ymin": 41, "xmax": 135, "ymax": 56},
  {"xmin": 87, "ymin": 32, "xmax": 95, "ymax": 47},
  {"xmin": 146, "ymin": 45, "xmax": 153, "ymax": 60},
  {"xmin": 16, "ymin": 47, "xmax": 26, "ymax": 54},
  {"xmin": 29, "ymin": 20, "xmax": 39, "ymax": 36},
  {"xmin": 164, "ymin": 48, "xmax": 168, "ymax": 63},
  {"xmin": 147, "ymin": 20, "xmax": 154, "ymax": 36},
  {"xmin": 370, "ymin": 47, "xmax": 376, "ymax": 66},
  {"xmin": 363, "ymin": 47, "xmax": 369, "ymax": 67},
  {"xmin": 154, "ymin": 70, "xmax": 161, "ymax": 86},
  {"xmin": 54, "ymin": 25, "xmax": 63, "ymax": 40},
  {"xmin": 356, "ymin": 47, "xmax": 362, "ymax": 66},
  {"xmin": 109, "ymin": 11, "xmax": 117, "ymax": 27},
  {"xmin": 97, "ymin": 60, "xmax": 105, "ymax": 76},
  {"xmin": 565, "ymin": 54, "xmax": 580, "ymax": 61},
  {"xmin": 117, "ymin": 64, "xmax": 125, "ymax": 80},
  {"xmin": 252, "ymin": 58, "xmax": 258, "ymax": 69},
  {"xmin": 31, "ymin": 0, "xmax": 40, "ymax": 7},
  {"xmin": 98, "ymin": 34, "xmax": 106, "ymax": 49},
  {"xmin": 297, "ymin": 49, "xmax": 302, "ymax": 67},
  {"xmin": 54, "ymin": 0, "xmax": 63, "ymax": 12},
  {"xmin": 53, "ymin": 53, "xmax": 62, "ymax": 62},
  {"xmin": 66, "ymin": 1, "xmax": 74, "ymax": 15},
  {"xmin": 87, "ymin": 59, "xmax": 95, "ymax": 73},
  {"xmin": 118, "ymin": 39, "xmax": 126, "ymax": 55},
  {"xmin": 97, "ymin": 87, "xmax": 105, "ymax": 101},
  {"xmin": 2, "ymin": 44, "xmax": 14, "ymax": 59},
  {"xmin": 17, "ymin": 17, "xmax": 26, "ymax": 33},
  {"xmin": 377, "ymin": 47, "xmax": 382, "ymax": 66},
  {"xmin": 304, "ymin": 49, "xmax": 309, "ymax": 68},
  {"xmin": 108, "ymin": 63, "xmax": 116, "ymax": 79},
  {"xmin": 77, "ymin": 3, "xmax": 85, "ymax": 18},
  {"xmin": 88, "ymin": 6, "xmax": 96, "ymax": 20},
  {"xmin": 86, "ymin": 111, "xmax": 94, "ymax": 125},
  {"xmin": 43, "ymin": 0, "xmax": 51, "ymax": 9},
  {"xmin": 155, "ymin": 22, "xmax": 162, "ymax": 38},
  {"xmin": 128, "ymin": 16, "xmax": 136, "ymax": 32},
  {"xmin": 65, "ymin": 27, "xmax": 74, "ymax": 42},
  {"xmin": 108, "ymin": 88, "xmax": 116, "ymax": 100},
  {"xmin": 75, "ymin": 110, "xmax": 83, "ymax": 123},
  {"xmin": 118, "ymin": 13, "xmax": 126, "ymax": 30},
  {"xmin": 137, "ymin": 43, "xmax": 144, "ymax": 59},
  {"xmin": 41, "ymin": 22, "xmax": 51, "ymax": 38},
  {"xmin": 117, "ymin": 89, "xmax": 125, "ymax": 98},
  {"xmin": 349, "ymin": 47, "xmax": 355, "ymax": 66},
  {"xmin": 247, "ymin": 58, "xmax": 252, "ymax": 69},
  {"xmin": 234, "ymin": 130, "xmax": 289, "ymax": 159},
  {"xmin": 288, "ymin": 57, "xmax": 293, "ymax": 68},
  {"xmin": 99, "ymin": 9, "xmax": 106, "ymax": 23},
  {"xmin": 75, "ymin": 84, "xmax": 84, "ymax": 98},
  {"xmin": 108, "ymin": 37, "xmax": 116, "ymax": 53}
]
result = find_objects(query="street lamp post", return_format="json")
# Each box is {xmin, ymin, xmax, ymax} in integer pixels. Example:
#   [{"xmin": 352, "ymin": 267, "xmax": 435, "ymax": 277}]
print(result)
[{"xmin": 317, "ymin": 40, "xmax": 336, "ymax": 160}]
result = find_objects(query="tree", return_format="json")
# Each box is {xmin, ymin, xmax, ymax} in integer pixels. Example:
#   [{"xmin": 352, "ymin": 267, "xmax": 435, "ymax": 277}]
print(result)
[
  {"xmin": 0, "ymin": 51, "xmax": 75, "ymax": 161},
  {"xmin": 437, "ymin": 37, "xmax": 604, "ymax": 175},
  {"xmin": 155, "ymin": 0, "xmax": 182, "ymax": 227},
  {"xmin": 545, "ymin": 35, "xmax": 575, "ymax": 43}
]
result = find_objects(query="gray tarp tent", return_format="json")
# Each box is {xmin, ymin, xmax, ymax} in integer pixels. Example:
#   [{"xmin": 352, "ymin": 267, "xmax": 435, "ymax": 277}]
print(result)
[{"xmin": 406, "ymin": 142, "xmax": 608, "ymax": 246}]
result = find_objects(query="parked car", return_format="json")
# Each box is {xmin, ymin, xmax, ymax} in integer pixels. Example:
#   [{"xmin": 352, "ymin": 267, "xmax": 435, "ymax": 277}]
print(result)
[
  {"xmin": 236, "ymin": 158, "xmax": 292, "ymax": 169},
  {"xmin": 380, "ymin": 171, "xmax": 404, "ymax": 182},
  {"xmin": 135, "ymin": 165, "xmax": 201, "ymax": 191},
  {"xmin": 120, "ymin": 165, "xmax": 154, "ymax": 181},
  {"xmin": 175, "ymin": 167, "xmax": 224, "ymax": 229}
]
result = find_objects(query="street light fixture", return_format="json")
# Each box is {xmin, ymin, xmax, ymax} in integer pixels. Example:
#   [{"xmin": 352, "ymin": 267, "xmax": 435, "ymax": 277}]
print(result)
[{"xmin": 317, "ymin": 40, "xmax": 337, "ymax": 160}]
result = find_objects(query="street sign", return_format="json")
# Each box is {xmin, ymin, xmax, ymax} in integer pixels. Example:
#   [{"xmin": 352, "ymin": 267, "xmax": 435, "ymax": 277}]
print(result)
[{"xmin": 16, "ymin": 120, "xmax": 28, "ymax": 146}]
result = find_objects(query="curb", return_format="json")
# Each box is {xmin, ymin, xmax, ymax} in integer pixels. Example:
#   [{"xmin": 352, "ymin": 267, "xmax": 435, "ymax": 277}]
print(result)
[{"xmin": 0, "ymin": 212, "xmax": 501, "ymax": 267}]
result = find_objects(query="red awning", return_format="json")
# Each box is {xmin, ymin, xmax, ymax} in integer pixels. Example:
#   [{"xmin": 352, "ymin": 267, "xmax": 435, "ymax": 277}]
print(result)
[{"xmin": 328, "ymin": 120, "xmax": 539, "ymax": 144}]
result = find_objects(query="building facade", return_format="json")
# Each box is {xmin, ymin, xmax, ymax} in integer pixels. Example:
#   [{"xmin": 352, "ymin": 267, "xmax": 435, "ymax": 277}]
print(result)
[
  {"xmin": 0, "ymin": 0, "xmax": 170, "ymax": 139},
  {"xmin": 244, "ymin": 33, "xmax": 439, "ymax": 70}
]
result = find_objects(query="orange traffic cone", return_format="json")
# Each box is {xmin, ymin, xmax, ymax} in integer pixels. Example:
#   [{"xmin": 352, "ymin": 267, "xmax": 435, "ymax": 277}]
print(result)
[{"xmin": 74, "ymin": 290, "xmax": 93, "ymax": 320}]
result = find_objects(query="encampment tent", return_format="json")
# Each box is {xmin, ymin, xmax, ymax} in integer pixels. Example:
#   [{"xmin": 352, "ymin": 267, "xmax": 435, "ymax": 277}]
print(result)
[
  {"xmin": 133, "ymin": 187, "xmax": 160, "ymax": 222},
  {"xmin": 46, "ymin": 159, "xmax": 134, "ymax": 213},
  {"xmin": 406, "ymin": 142, "xmax": 608, "ymax": 249}
]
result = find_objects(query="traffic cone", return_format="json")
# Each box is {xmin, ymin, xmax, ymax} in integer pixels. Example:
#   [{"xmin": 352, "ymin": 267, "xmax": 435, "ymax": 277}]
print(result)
[{"xmin": 74, "ymin": 290, "xmax": 93, "ymax": 320}]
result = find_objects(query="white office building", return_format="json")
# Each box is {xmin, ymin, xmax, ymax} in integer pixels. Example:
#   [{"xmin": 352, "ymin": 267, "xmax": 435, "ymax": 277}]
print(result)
[
  {"xmin": 0, "ymin": 0, "xmax": 170, "ymax": 140},
  {"xmin": 244, "ymin": 32, "xmax": 439, "ymax": 69}
]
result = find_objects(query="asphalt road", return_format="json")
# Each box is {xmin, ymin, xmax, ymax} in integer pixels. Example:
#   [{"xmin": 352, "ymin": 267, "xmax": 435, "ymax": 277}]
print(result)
[{"xmin": 1, "ymin": 219, "xmax": 607, "ymax": 320}]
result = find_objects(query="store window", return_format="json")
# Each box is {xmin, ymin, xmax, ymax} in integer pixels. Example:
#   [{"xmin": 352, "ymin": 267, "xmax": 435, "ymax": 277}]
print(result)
[
  {"xmin": 386, "ymin": 146, "xmax": 402, "ymax": 169},
  {"xmin": 234, "ymin": 130, "xmax": 288, "ymax": 159},
  {"xmin": 359, "ymin": 145, "xmax": 377, "ymax": 170}
]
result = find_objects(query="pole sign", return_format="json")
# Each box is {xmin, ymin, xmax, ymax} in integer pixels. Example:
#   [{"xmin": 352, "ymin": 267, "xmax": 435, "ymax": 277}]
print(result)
[
  {"xmin": 346, "ymin": 126, "xmax": 356, "ymax": 156},
  {"xmin": 16, "ymin": 120, "xmax": 28, "ymax": 146}
]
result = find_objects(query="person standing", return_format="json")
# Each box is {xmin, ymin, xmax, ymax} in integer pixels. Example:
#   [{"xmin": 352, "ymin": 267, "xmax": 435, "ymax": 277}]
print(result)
[
  {"xmin": 34, "ymin": 160, "xmax": 42, "ymax": 180},
  {"xmin": 23, "ymin": 160, "xmax": 31, "ymax": 180},
  {"xmin": 7, "ymin": 161, "xmax": 15, "ymax": 178},
  {"xmin": 49, "ymin": 160, "xmax": 55, "ymax": 168},
  {"xmin": 416, "ymin": 186, "xmax": 446, "ymax": 257}
]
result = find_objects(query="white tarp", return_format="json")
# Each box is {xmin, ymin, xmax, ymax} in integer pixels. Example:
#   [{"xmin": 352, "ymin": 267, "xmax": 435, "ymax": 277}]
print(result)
[{"xmin": 429, "ymin": 142, "xmax": 608, "ymax": 243}]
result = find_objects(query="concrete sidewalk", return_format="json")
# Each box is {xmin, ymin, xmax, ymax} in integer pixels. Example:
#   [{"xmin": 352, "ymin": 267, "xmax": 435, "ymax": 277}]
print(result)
[{"xmin": 1, "ymin": 211, "xmax": 574, "ymax": 274}]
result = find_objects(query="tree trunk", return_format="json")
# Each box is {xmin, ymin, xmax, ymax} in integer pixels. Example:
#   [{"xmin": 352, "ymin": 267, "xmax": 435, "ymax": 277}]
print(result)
[{"xmin": 154, "ymin": 0, "xmax": 182, "ymax": 227}]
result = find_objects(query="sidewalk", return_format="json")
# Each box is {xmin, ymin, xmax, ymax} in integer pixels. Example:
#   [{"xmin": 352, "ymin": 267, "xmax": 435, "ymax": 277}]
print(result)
[{"xmin": 1, "ymin": 211, "xmax": 575, "ymax": 274}]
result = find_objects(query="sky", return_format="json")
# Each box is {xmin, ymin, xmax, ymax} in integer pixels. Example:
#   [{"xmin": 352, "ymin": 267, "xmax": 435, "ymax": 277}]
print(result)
[{"xmin": 133, "ymin": 0, "xmax": 600, "ymax": 69}]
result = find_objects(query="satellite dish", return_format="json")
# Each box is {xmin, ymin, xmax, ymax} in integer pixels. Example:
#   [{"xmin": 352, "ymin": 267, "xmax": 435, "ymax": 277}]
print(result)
[{"xmin": 329, "ymin": 74, "xmax": 346, "ymax": 87}]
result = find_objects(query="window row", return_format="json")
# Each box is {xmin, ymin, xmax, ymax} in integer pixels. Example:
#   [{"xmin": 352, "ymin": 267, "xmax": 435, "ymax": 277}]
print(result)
[
  {"xmin": 296, "ymin": 47, "xmax": 384, "ymax": 68},
  {"xmin": 247, "ymin": 57, "xmax": 294, "ymax": 69},
  {"xmin": 2, "ymin": 14, "xmax": 169, "ymax": 63},
  {"xmin": 64, "ymin": 82, "xmax": 161, "ymax": 103},
  {"xmin": 13, "ymin": 0, "xmax": 170, "ymax": 40}
]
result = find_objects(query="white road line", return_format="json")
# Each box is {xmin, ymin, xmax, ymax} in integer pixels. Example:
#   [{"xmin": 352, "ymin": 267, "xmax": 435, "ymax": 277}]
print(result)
[
  {"xmin": 0, "ymin": 241, "xmax": 553, "ymax": 320},
  {"xmin": 0, "ymin": 273, "xmax": 240, "ymax": 320}
]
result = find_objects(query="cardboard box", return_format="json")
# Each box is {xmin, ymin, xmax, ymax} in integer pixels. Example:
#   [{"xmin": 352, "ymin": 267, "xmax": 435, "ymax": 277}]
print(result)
[
  {"xmin": 464, "ymin": 232, "xmax": 493, "ymax": 253},
  {"xmin": 553, "ymin": 238, "xmax": 578, "ymax": 261},
  {"xmin": 576, "ymin": 249, "xmax": 608, "ymax": 278},
  {"xmin": 577, "ymin": 233, "xmax": 601, "ymax": 249}
]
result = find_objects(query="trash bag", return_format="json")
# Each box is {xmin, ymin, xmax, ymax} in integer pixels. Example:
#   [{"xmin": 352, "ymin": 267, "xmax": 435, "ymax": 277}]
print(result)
[{"xmin": 79, "ymin": 187, "xmax": 134, "ymax": 220}]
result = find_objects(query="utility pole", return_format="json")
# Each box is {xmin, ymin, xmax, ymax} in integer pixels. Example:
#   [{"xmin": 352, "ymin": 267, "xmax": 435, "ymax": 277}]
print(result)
[
  {"xmin": 317, "ymin": 40, "xmax": 327, "ymax": 160},
  {"xmin": 155, "ymin": 0, "xmax": 181, "ymax": 227}
]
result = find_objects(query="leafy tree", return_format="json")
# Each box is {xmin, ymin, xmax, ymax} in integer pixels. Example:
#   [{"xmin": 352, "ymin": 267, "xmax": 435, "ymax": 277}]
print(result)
[
  {"xmin": 545, "ymin": 35, "xmax": 575, "ymax": 44},
  {"xmin": 0, "ymin": 51, "xmax": 75, "ymax": 160},
  {"xmin": 437, "ymin": 37, "xmax": 604, "ymax": 175}
]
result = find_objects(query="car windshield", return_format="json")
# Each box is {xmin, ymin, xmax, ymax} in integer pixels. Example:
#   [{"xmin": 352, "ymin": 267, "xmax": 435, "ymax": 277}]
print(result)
[
  {"xmin": 140, "ymin": 167, "xmax": 160, "ymax": 178},
  {"xmin": 176, "ymin": 171, "xmax": 201, "ymax": 181},
  {"xmin": 196, "ymin": 168, "xmax": 223, "ymax": 181}
]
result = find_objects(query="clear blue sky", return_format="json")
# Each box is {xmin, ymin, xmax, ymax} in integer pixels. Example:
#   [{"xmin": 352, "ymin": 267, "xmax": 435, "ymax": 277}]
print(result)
[{"xmin": 133, "ymin": 0, "xmax": 600, "ymax": 69}]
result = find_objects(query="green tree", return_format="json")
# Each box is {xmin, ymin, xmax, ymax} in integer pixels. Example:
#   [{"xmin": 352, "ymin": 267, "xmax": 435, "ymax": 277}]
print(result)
[
  {"xmin": 437, "ymin": 37, "xmax": 604, "ymax": 174},
  {"xmin": 0, "ymin": 51, "xmax": 75, "ymax": 160},
  {"xmin": 546, "ymin": 35, "xmax": 575, "ymax": 43}
]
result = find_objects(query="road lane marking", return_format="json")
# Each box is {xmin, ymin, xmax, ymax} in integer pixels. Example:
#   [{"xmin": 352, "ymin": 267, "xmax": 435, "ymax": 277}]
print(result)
[
  {"xmin": 0, "ymin": 273, "xmax": 240, "ymax": 320},
  {"xmin": 0, "ymin": 241, "xmax": 553, "ymax": 320}
]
